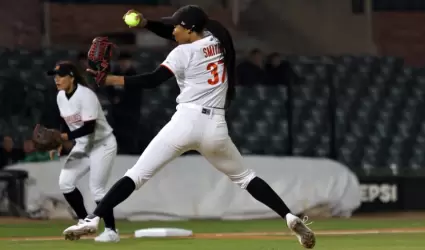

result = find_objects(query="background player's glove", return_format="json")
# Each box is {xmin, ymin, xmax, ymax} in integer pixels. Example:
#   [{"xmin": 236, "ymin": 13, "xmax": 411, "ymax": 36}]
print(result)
[
  {"xmin": 87, "ymin": 36, "xmax": 117, "ymax": 86},
  {"xmin": 32, "ymin": 124, "xmax": 63, "ymax": 151}
]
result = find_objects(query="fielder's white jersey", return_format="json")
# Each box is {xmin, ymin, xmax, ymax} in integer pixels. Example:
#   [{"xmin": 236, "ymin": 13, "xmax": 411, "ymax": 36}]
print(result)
[
  {"xmin": 57, "ymin": 84, "xmax": 113, "ymax": 147},
  {"xmin": 161, "ymin": 34, "xmax": 228, "ymax": 108}
]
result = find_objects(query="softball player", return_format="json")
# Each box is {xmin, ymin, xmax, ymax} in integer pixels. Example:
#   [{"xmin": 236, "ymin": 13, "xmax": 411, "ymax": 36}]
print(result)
[
  {"xmin": 63, "ymin": 5, "xmax": 315, "ymax": 248},
  {"xmin": 48, "ymin": 61, "xmax": 119, "ymax": 242}
]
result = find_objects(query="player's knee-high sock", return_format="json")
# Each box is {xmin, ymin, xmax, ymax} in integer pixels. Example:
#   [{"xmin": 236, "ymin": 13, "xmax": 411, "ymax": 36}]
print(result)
[
  {"xmin": 246, "ymin": 177, "xmax": 292, "ymax": 219},
  {"xmin": 96, "ymin": 201, "xmax": 116, "ymax": 231},
  {"xmin": 63, "ymin": 188, "xmax": 88, "ymax": 219},
  {"xmin": 89, "ymin": 177, "xmax": 135, "ymax": 219}
]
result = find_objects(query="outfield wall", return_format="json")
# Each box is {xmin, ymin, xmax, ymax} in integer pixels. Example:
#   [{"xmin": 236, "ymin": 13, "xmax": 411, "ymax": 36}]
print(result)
[{"xmin": 5, "ymin": 156, "xmax": 361, "ymax": 220}]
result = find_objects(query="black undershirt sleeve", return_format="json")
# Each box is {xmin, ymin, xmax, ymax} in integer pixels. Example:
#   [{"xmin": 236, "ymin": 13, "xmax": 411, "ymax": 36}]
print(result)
[
  {"xmin": 145, "ymin": 20, "xmax": 175, "ymax": 41},
  {"xmin": 67, "ymin": 120, "xmax": 96, "ymax": 140},
  {"xmin": 124, "ymin": 65, "xmax": 174, "ymax": 89},
  {"xmin": 60, "ymin": 117, "xmax": 70, "ymax": 134}
]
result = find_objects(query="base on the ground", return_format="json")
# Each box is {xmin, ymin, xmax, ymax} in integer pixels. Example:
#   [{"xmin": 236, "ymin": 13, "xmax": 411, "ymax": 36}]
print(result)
[{"xmin": 134, "ymin": 228, "xmax": 193, "ymax": 238}]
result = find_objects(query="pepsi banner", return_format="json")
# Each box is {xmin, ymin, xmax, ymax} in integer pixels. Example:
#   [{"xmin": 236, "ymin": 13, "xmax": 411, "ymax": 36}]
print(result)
[
  {"xmin": 356, "ymin": 176, "xmax": 425, "ymax": 213},
  {"xmin": 356, "ymin": 176, "xmax": 401, "ymax": 213}
]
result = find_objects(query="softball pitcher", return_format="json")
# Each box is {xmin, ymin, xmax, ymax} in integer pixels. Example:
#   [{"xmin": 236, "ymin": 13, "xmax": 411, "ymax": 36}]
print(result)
[
  {"xmin": 47, "ymin": 61, "xmax": 119, "ymax": 242},
  {"xmin": 63, "ymin": 5, "xmax": 315, "ymax": 248}
]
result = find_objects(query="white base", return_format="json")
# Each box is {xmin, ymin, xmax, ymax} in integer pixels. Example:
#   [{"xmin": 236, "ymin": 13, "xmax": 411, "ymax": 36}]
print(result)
[{"xmin": 134, "ymin": 228, "xmax": 193, "ymax": 238}]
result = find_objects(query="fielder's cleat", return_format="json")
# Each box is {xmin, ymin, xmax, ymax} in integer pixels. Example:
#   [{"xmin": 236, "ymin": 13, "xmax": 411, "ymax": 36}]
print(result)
[
  {"xmin": 63, "ymin": 220, "xmax": 84, "ymax": 241},
  {"xmin": 94, "ymin": 228, "xmax": 120, "ymax": 242},
  {"xmin": 63, "ymin": 216, "xmax": 100, "ymax": 240},
  {"xmin": 64, "ymin": 233, "xmax": 81, "ymax": 241},
  {"xmin": 286, "ymin": 213, "xmax": 316, "ymax": 249}
]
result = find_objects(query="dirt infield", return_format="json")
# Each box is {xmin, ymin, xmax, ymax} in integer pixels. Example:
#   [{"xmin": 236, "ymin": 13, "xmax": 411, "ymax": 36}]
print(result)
[{"xmin": 1, "ymin": 228, "xmax": 425, "ymax": 241}]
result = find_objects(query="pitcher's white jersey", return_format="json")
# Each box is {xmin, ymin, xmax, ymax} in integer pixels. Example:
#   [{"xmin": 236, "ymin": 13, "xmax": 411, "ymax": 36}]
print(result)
[
  {"xmin": 161, "ymin": 34, "xmax": 228, "ymax": 108},
  {"xmin": 57, "ymin": 84, "xmax": 113, "ymax": 147}
]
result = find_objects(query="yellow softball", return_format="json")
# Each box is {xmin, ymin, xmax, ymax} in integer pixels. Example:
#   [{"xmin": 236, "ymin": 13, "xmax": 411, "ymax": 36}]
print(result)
[{"xmin": 124, "ymin": 12, "xmax": 140, "ymax": 27}]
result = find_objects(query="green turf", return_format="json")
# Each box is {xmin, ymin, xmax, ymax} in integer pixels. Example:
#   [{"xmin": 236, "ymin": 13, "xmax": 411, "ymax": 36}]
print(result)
[
  {"xmin": 0, "ymin": 217, "xmax": 423, "ymax": 237},
  {"xmin": 1, "ymin": 235, "xmax": 425, "ymax": 250},
  {"xmin": 0, "ymin": 218, "xmax": 424, "ymax": 249}
]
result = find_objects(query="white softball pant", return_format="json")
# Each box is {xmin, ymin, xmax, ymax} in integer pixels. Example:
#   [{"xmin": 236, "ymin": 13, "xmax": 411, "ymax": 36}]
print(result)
[
  {"xmin": 125, "ymin": 103, "xmax": 256, "ymax": 190},
  {"xmin": 59, "ymin": 134, "xmax": 117, "ymax": 201}
]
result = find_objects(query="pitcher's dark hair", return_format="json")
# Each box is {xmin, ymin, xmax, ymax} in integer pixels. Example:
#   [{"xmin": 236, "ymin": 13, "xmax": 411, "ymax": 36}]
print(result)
[{"xmin": 205, "ymin": 20, "xmax": 236, "ymax": 109}]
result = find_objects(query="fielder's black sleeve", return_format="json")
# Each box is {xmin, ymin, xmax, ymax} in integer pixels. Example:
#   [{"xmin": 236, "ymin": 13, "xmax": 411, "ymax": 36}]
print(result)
[
  {"xmin": 145, "ymin": 20, "xmax": 175, "ymax": 41},
  {"xmin": 124, "ymin": 65, "xmax": 174, "ymax": 89},
  {"xmin": 59, "ymin": 117, "xmax": 70, "ymax": 134},
  {"xmin": 67, "ymin": 120, "xmax": 96, "ymax": 140}
]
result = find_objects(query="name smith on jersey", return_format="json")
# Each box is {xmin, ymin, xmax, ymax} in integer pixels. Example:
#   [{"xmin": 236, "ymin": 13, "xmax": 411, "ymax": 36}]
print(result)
[{"xmin": 203, "ymin": 44, "xmax": 222, "ymax": 58}]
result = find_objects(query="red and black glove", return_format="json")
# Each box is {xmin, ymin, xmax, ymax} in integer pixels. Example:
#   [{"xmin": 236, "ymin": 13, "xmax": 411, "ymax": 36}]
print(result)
[{"xmin": 87, "ymin": 37, "xmax": 117, "ymax": 86}]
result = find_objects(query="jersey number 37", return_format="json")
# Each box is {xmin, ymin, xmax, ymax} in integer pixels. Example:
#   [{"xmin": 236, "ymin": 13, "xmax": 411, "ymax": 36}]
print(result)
[{"xmin": 207, "ymin": 60, "xmax": 226, "ymax": 85}]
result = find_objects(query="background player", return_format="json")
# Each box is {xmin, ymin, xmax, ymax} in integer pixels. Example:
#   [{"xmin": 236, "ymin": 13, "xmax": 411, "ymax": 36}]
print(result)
[
  {"xmin": 63, "ymin": 5, "xmax": 315, "ymax": 248},
  {"xmin": 47, "ymin": 61, "xmax": 119, "ymax": 242}
]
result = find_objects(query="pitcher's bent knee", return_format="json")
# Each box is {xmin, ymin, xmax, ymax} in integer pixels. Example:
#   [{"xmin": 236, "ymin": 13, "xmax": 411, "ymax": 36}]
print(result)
[
  {"xmin": 124, "ymin": 167, "xmax": 154, "ymax": 190},
  {"xmin": 228, "ymin": 169, "xmax": 256, "ymax": 189},
  {"xmin": 59, "ymin": 179, "xmax": 76, "ymax": 194}
]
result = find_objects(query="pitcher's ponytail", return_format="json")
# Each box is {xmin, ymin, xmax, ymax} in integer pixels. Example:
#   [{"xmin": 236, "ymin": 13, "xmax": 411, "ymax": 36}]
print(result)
[{"xmin": 205, "ymin": 20, "xmax": 236, "ymax": 109}]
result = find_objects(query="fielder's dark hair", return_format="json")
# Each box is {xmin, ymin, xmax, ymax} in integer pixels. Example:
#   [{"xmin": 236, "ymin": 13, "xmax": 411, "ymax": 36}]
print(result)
[
  {"xmin": 205, "ymin": 20, "xmax": 236, "ymax": 109},
  {"xmin": 57, "ymin": 60, "xmax": 91, "ymax": 89}
]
